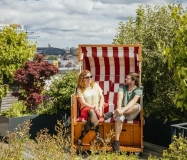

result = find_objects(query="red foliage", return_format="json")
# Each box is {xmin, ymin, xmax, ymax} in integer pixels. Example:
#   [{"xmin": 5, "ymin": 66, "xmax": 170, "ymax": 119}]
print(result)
[
  {"xmin": 12, "ymin": 54, "xmax": 60, "ymax": 111},
  {"xmin": 26, "ymin": 93, "xmax": 43, "ymax": 110}
]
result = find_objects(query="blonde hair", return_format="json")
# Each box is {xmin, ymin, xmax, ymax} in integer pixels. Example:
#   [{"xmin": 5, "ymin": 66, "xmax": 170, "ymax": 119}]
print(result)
[{"xmin": 77, "ymin": 70, "xmax": 94, "ymax": 93}]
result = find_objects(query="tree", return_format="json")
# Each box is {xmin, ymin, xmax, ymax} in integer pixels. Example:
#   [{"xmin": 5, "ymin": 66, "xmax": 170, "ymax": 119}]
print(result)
[
  {"xmin": 161, "ymin": 5, "xmax": 187, "ymax": 119},
  {"xmin": 0, "ymin": 25, "xmax": 36, "ymax": 99},
  {"xmin": 113, "ymin": 2, "xmax": 185, "ymax": 121},
  {"xmin": 12, "ymin": 54, "xmax": 60, "ymax": 111}
]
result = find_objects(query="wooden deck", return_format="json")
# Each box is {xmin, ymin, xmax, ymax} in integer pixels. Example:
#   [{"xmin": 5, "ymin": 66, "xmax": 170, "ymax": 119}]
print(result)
[{"xmin": 140, "ymin": 141, "xmax": 167, "ymax": 159}]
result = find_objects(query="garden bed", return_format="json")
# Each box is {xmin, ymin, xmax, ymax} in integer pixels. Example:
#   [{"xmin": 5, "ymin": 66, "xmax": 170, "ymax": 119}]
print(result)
[
  {"xmin": 0, "ymin": 111, "xmax": 70, "ymax": 139},
  {"xmin": 143, "ymin": 117, "xmax": 180, "ymax": 147}
]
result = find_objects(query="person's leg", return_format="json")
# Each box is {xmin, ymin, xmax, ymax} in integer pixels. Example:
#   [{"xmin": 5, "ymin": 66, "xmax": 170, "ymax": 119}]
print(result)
[
  {"xmin": 94, "ymin": 125, "xmax": 102, "ymax": 141},
  {"xmin": 88, "ymin": 109, "xmax": 102, "ymax": 141},
  {"xmin": 125, "ymin": 104, "xmax": 141, "ymax": 121},
  {"xmin": 112, "ymin": 115, "xmax": 125, "ymax": 152},
  {"xmin": 78, "ymin": 109, "xmax": 101, "ymax": 144},
  {"xmin": 114, "ymin": 120, "xmax": 123, "ymax": 140},
  {"xmin": 123, "ymin": 104, "xmax": 139, "ymax": 115},
  {"xmin": 77, "ymin": 117, "xmax": 91, "ymax": 146},
  {"xmin": 77, "ymin": 108, "xmax": 95, "ymax": 146},
  {"xmin": 89, "ymin": 109, "xmax": 99, "ymax": 128}
]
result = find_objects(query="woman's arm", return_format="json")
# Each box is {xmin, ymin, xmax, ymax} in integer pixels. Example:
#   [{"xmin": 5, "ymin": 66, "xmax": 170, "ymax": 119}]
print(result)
[
  {"xmin": 77, "ymin": 88, "xmax": 96, "ymax": 109},
  {"xmin": 78, "ymin": 97, "xmax": 95, "ymax": 109},
  {"xmin": 98, "ymin": 94, "xmax": 104, "ymax": 115}
]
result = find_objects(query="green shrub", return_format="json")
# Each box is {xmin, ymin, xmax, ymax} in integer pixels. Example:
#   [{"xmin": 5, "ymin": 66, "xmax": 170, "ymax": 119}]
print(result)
[
  {"xmin": 161, "ymin": 135, "xmax": 187, "ymax": 160},
  {"xmin": 42, "ymin": 71, "xmax": 78, "ymax": 111},
  {"xmin": 1, "ymin": 71, "xmax": 78, "ymax": 117},
  {"xmin": 160, "ymin": 5, "xmax": 187, "ymax": 119},
  {"xmin": 0, "ymin": 84, "xmax": 9, "ymax": 99},
  {"xmin": 0, "ymin": 25, "xmax": 36, "ymax": 99},
  {"xmin": 113, "ymin": 2, "xmax": 185, "ymax": 121},
  {"xmin": 0, "ymin": 120, "xmax": 139, "ymax": 160},
  {"xmin": 147, "ymin": 135, "xmax": 187, "ymax": 160},
  {"xmin": 0, "ymin": 101, "xmax": 31, "ymax": 117},
  {"xmin": 36, "ymin": 97, "xmax": 57, "ymax": 115}
]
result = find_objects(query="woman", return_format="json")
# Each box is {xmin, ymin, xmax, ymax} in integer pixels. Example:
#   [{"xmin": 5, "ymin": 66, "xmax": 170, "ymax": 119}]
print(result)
[{"xmin": 76, "ymin": 70, "xmax": 113, "ymax": 146}]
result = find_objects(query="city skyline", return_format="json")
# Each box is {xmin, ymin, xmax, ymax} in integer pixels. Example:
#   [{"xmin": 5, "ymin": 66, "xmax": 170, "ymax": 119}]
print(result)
[{"xmin": 0, "ymin": 0, "xmax": 187, "ymax": 49}]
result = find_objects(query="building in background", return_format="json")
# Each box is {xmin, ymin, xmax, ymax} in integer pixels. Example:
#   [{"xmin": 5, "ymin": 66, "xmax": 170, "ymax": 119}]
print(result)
[
  {"xmin": 36, "ymin": 47, "xmax": 79, "ymax": 69},
  {"xmin": 64, "ymin": 47, "xmax": 70, "ymax": 54},
  {"xmin": 37, "ymin": 47, "xmax": 66, "ymax": 56},
  {"xmin": 0, "ymin": 23, "xmax": 24, "ymax": 33},
  {"xmin": 70, "ymin": 47, "xmax": 78, "ymax": 56}
]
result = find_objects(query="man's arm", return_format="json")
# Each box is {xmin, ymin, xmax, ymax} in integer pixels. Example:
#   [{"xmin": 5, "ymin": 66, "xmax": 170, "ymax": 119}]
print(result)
[
  {"xmin": 116, "ymin": 91, "xmax": 123, "ymax": 110},
  {"xmin": 115, "ymin": 95, "xmax": 140, "ymax": 115}
]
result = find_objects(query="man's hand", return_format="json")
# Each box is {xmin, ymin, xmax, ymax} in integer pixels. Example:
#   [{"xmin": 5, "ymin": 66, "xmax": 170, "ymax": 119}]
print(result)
[{"xmin": 114, "ymin": 109, "xmax": 124, "ymax": 115}]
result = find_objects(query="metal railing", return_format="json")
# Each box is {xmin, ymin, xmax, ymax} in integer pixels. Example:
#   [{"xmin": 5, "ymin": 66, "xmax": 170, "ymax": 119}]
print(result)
[{"xmin": 171, "ymin": 122, "xmax": 187, "ymax": 142}]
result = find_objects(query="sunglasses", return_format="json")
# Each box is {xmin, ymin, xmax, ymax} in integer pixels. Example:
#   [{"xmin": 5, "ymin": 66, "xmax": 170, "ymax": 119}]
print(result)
[{"xmin": 85, "ymin": 75, "xmax": 92, "ymax": 79}]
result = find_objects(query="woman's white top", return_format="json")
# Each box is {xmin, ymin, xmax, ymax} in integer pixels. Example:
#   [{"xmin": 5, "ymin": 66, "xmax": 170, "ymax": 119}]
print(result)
[{"xmin": 77, "ymin": 83, "xmax": 103, "ymax": 108}]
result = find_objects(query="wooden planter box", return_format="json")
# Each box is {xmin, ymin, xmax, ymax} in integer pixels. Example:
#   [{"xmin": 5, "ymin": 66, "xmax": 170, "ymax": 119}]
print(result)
[
  {"xmin": 143, "ymin": 117, "xmax": 180, "ymax": 147},
  {"xmin": 0, "ymin": 111, "xmax": 70, "ymax": 139}
]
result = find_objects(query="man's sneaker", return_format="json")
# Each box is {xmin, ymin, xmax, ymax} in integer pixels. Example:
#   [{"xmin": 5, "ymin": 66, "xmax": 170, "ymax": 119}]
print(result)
[{"xmin": 112, "ymin": 140, "xmax": 120, "ymax": 153}]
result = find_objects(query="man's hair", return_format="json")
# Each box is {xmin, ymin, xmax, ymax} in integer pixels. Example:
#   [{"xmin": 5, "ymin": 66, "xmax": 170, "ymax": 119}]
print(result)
[{"xmin": 128, "ymin": 72, "xmax": 139, "ymax": 86}]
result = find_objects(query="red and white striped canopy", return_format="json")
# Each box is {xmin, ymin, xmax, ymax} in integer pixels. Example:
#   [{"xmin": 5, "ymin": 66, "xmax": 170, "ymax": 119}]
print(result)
[{"xmin": 78, "ymin": 45, "xmax": 142, "ymax": 84}]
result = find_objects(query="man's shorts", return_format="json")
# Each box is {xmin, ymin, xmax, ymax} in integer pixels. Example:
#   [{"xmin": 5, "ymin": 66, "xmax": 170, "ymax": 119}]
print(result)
[{"xmin": 114, "ymin": 104, "xmax": 141, "ymax": 122}]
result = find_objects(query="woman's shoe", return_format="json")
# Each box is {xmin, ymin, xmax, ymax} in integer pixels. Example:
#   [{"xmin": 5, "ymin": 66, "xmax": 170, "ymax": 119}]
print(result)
[
  {"xmin": 95, "ymin": 132, "xmax": 102, "ymax": 142},
  {"xmin": 77, "ymin": 139, "xmax": 82, "ymax": 146},
  {"xmin": 103, "ymin": 112, "xmax": 113, "ymax": 120}
]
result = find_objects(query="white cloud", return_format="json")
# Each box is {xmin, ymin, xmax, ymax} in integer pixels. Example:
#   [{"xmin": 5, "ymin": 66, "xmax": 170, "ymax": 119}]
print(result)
[{"xmin": 0, "ymin": 0, "xmax": 187, "ymax": 48}]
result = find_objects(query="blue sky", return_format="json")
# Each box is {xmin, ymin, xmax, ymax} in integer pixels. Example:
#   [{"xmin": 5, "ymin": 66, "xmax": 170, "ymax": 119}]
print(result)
[{"xmin": 0, "ymin": 0, "xmax": 187, "ymax": 49}]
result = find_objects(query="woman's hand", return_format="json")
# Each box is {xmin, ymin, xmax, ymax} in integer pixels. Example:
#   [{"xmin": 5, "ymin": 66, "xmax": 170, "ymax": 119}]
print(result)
[{"xmin": 97, "ymin": 108, "xmax": 103, "ymax": 117}]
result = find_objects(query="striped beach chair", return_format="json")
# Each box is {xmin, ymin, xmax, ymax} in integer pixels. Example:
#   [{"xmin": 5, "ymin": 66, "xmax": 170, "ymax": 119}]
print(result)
[{"xmin": 71, "ymin": 44, "xmax": 143, "ymax": 153}]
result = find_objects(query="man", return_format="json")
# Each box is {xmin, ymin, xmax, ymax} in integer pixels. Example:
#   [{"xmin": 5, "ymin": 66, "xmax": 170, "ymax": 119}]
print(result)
[{"xmin": 112, "ymin": 72, "xmax": 142, "ymax": 152}]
